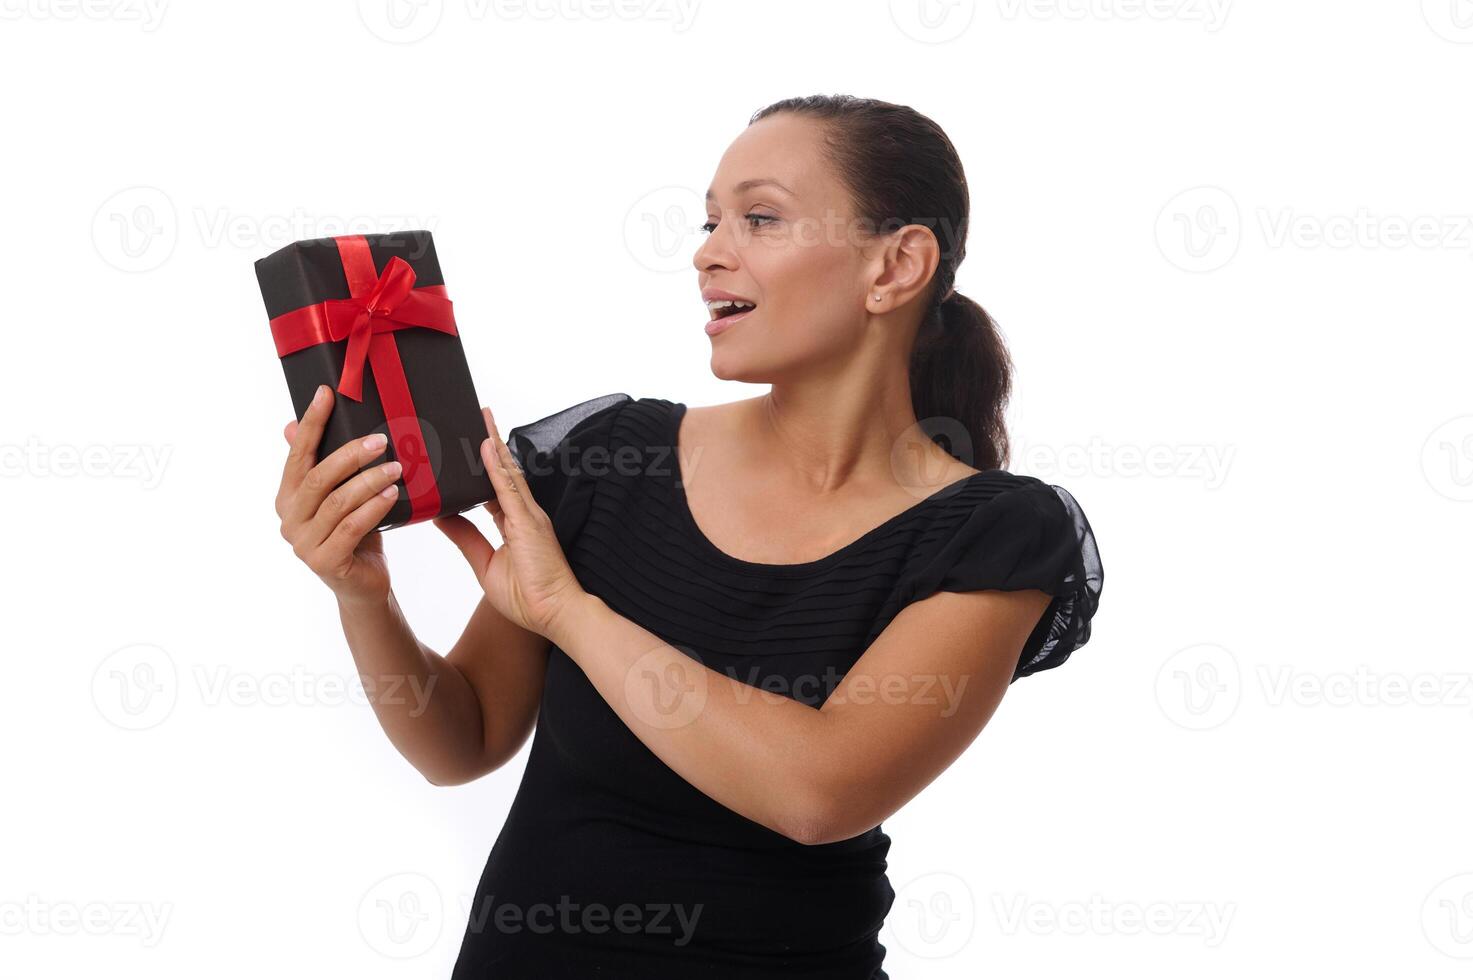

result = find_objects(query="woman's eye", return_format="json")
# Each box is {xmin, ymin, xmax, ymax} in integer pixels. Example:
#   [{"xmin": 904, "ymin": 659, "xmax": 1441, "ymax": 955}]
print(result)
[{"xmin": 700, "ymin": 213, "xmax": 777, "ymax": 234}]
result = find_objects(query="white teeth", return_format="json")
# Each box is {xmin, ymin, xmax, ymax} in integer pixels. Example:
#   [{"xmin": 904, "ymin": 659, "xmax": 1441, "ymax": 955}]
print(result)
[{"xmin": 706, "ymin": 299, "xmax": 755, "ymax": 314}]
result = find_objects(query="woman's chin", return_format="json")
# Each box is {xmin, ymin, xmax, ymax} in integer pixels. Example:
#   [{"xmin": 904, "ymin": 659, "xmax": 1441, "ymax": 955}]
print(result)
[{"xmin": 708, "ymin": 351, "xmax": 766, "ymax": 384}]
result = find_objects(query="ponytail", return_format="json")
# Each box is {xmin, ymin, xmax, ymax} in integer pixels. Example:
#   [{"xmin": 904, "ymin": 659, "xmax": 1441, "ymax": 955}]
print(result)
[{"xmin": 909, "ymin": 289, "xmax": 1013, "ymax": 472}]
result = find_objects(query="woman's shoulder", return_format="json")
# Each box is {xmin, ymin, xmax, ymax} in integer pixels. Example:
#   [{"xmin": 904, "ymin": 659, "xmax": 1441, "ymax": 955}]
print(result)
[{"xmin": 898, "ymin": 466, "xmax": 1104, "ymax": 679}]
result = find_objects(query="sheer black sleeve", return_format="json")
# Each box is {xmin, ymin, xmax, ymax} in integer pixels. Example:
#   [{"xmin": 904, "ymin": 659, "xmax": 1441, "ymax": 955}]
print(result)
[
  {"xmin": 899, "ymin": 479, "xmax": 1104, "ymax": 681},
  {"xmin": 503, "ymin": 392, "xmax": 632, "ymax": 551}
]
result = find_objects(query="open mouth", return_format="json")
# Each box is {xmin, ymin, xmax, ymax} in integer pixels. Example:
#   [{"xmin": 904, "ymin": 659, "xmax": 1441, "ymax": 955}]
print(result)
[{"xmin": 707, "ymin": 299, "xmax": 757, "ymax": 321}]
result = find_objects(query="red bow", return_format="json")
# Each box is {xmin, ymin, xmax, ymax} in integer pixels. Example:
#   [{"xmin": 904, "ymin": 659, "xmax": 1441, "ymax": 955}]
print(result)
[
  {"xmin": 270, "ymin": 249, "xmax": 458, "ymax": 402},
  {"xmin": 268, "ymin": 235, "xmax": 458, "ymax": 524}
]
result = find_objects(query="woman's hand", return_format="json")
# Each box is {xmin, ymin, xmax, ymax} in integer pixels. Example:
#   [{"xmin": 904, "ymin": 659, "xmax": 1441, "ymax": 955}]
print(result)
[
  {"xmin": 275, "ymin": 384, "xmax": 403, "ymax": 606},
  {"xmin": 434, "ymin": 406, "xmax": 588, "ymax": 639}
]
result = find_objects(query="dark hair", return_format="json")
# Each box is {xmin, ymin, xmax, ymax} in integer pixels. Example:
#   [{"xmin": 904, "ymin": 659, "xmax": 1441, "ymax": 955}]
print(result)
[{"xmin": 749, "ymin": 95, "xmax": 1013, "ymax": 472}]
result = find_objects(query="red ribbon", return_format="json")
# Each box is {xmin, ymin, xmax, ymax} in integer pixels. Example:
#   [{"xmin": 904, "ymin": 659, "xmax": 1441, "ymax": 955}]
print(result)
[{"xmin": 269, "ymin": 235, "xmax": 455, "ymax": 524}]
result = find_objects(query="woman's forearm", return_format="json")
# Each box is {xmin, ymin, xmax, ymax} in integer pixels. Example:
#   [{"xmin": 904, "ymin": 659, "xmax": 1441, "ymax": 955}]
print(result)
[
  {"xmin": 335, "ymin": 590, "xmax": 489, "ymax": 785},
  {"xmin": 547, "ymin": 592, "xmax": 832, "ymax": 842}
]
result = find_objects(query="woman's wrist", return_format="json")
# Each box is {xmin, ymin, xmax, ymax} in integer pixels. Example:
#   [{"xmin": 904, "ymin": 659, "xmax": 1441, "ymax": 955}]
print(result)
[
  {"xmin": 544, "ymin": 589, "xmax": 605, "ymax": 652},
  {"xmin": 335, "ymin": 587, "xmax": 393, "ymax": 616}
]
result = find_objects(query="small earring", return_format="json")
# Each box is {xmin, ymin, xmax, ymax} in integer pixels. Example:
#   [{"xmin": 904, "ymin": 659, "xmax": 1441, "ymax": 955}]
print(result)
[{"xmin": 873, "ymin": 294, "xmax": 881, "ymax": 301}]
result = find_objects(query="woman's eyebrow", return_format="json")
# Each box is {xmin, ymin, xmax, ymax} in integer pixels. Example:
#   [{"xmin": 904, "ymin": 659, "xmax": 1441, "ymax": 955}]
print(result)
[{"xmin": 705, "ymin": 178, "xmax": 795, "ymax": 201}]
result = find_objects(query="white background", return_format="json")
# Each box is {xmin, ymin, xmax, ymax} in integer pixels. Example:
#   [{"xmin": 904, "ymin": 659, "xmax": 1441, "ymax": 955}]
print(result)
[{"xmin": 3, "ymin": 0, "xmax": 1471, "ymax": 976}]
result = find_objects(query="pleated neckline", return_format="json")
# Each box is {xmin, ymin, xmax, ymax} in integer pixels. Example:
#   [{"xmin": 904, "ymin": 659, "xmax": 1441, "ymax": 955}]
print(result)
[{"xmin": 665, "ymin": 400, "xmax": 991, "ymax": 577}]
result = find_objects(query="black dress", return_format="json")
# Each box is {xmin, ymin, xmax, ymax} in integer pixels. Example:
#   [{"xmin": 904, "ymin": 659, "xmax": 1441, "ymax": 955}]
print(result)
[{"xmin": 451, "ymin": 394, "xmax": 1104, "ymax": 979}]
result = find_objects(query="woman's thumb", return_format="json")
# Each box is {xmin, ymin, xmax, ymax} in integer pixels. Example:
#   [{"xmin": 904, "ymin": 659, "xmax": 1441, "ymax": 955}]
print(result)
[{"xmin": 433, "ymin": 514, "xmax": 496, "ymax": 579}]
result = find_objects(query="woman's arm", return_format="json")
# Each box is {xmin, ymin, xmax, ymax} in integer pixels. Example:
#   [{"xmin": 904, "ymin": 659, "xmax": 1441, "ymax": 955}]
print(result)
[
  {"xmin": 335, "ymin": 591, "xmax": 549, "ymax": 786},
  {"xmin": 544, "ymin": 585, "xmax": 1052, "ymax": 845},
  {"xmin": 276, "ymin": 386, "xmax": 547, "ymax": 787}
]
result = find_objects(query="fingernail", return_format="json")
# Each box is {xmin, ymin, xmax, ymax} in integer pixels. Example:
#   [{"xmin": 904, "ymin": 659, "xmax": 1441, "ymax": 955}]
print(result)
[
  {"xmin": 383, "ymin": 461, "xmax": 403, "ymax": 478},
  {"xmin": 313, "ymin": 385, "xmax": 328, "ymax": 406},
  {"xmin": 380, "ymin": 485, "xmax": 398, "ymax": 499},
  {"xmin": 363, "ymin": 433, "xmax": 388, "ymax": 451}
]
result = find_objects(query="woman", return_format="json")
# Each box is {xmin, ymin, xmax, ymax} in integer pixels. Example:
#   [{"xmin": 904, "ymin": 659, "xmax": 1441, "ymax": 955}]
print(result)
[{"xmin": 275, "ymin": 95, "xmax": 1104, "ymax": 978}]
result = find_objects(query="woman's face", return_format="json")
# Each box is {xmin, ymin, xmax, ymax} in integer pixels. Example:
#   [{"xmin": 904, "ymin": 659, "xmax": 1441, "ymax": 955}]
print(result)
[{"xmin": 694, "ymin": 113, "xmax": 878, "ymax": 383}]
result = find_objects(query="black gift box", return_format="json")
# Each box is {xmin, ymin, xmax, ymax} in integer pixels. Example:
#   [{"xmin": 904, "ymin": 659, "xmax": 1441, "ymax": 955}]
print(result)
[{"xmin": 255, "ymin": 230, "xmax": 494, "ymax": 531}]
